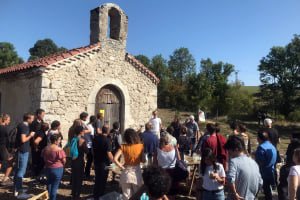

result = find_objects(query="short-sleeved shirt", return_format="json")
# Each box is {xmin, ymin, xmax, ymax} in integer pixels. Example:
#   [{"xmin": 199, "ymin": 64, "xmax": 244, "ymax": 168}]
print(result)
[
  {"xmin": 95, "ymin": 120, "xmax": 101, "ymax": 134},
  {"xmin": 226, "ymin": 154, "xmax": 263, "ymax": 200},
  {"xmin": 93, "ymin": 134, "xmax": 112, "ymax": 165},
  {"xmin": 121, "ymin": 144, "xmax": 144, "ymax": 166},
  {"xmin": 199, "ymin": 163, "xmax": 225, "ymax": 191},
  {"xmin": 141, "ymin": 131, "xmax": 159, "ymax": 154},
  {"xmin": 186, "ymin": 121, "xmax": 199, "ymax": 138},
  {"xmin": 35, "ymin": 131, "xmax": 48, "ymax": 151},
  {"xmin": 30, "ymin": 118, "xmax": 43, "ymax": 133},
  {"xmin": 288, "ymin": 165, "xmax": 300, "ymax": 198},
  {"xmin": 150, "ymin": 118, "xmax": 161, "ymax": 133},
  {"xmin": 255, "ymin": 141, "xmax": 277, "ymax": 179},
  {"xmin": 83, "ymin": 123, "xmax": 94, "ymax": 148},
  {"xmin": 41, "ymin": 149, "xmax": 66, "ymax": 168},
  {"xmin": 15, "ymin": 122, "xmax": 30, "ymax": 153},
  {"xmin": 178, "ymin": 135, "xmax": 192, "ymax": 154}
]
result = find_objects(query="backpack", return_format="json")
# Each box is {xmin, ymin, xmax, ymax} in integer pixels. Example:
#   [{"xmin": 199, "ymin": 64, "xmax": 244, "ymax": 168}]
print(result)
[
  {"xmin": 109, "ymin": 130, "xmax": 121, "ymax": 152},
  {"xmin": 8, "ymin": 127, "xmax": 18, "ymax": 150}
]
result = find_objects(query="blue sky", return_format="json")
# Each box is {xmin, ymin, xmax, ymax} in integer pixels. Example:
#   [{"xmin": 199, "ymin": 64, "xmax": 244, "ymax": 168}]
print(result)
[{"xmin": 1, "ymin": 0, "xmax": 300, "ymax": 86}]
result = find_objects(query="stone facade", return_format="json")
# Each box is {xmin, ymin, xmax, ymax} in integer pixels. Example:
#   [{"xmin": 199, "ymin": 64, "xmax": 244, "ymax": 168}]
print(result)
[{"xmin": 0, "ymin": 3, "xmax": 158, "ymax": 144}]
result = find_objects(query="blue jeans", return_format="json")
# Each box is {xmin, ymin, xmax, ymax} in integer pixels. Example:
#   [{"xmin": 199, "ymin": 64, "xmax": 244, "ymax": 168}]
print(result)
[
  {"xmin": 14, "ymin": 151, "xmax": 29, "ymax": 192},
  {"xmin": 203, "ymin": 190, "xmax": 225, "ymax": 200},
  {"xmin": 45, "ymin": 167, "xmax": 63, "ymax": 200}
]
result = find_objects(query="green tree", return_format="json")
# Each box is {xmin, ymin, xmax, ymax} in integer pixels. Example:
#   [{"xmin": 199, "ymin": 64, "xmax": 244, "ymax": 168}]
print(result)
[
  {"xmin": 150, "ymin": 54, "xmax": 172, "ymax": 107},
  {"xmin": 192, "ymin": 58, "xmax": 234, "ymax": 118},
  {"xmin": 0, "ymin": 42, "xmax": 24, "ymax": 69},
  {"xmin": 135, "ymin": 54, "xmax": 151, "ymax": 68},
  {"xmin": 168, "ymin": 47, "xmax": 196, "ymax": 85},
  {"xmin": 258, "ymin": 34, "xmax": 300, "ymax": 117},
  {"xmin": 226, "ymin": 80, "xmax": 254, "ymax": 121},
  {"xmin": 28, "ymin": 38, "xmax": 67, "ymax": 61}
]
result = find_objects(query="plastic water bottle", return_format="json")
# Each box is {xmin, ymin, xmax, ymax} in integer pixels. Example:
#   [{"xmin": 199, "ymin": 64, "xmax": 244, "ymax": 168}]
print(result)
[{"xmin": 140, "ymin": 193, "xmax": 149, "ymax": 200}]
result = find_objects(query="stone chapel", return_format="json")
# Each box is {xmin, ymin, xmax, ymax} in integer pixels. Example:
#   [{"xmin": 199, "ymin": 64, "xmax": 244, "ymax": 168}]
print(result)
[{"xmin": 0, "ymin": 3, "xmax": 159, "ymax": 140}]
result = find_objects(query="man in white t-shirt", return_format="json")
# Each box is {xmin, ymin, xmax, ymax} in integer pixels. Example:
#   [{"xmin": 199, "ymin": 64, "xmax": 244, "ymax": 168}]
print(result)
[
  {"xmin": 149, "ymin": 110, "xmax": 162, "ymax": 139},
  {"xmin": 84, "ymin": 115, "xmax": 96, "ymax": 178}
]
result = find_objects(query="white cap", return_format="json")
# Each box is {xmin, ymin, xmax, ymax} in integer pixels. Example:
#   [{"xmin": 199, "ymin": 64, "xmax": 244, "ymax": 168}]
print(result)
[
  {"xmin": 189, "ymin": 115, "xmax": 194, "ymax": 120},
  {"xmin": 264, "ymin": 118, "xmax": 272, "ymax": 127}
]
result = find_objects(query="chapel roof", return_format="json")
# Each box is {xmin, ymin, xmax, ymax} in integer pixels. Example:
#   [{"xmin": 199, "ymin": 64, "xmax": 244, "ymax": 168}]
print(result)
[{"xmin": 0, "ymin": 43, "xmax": 159, "ymax": 85}]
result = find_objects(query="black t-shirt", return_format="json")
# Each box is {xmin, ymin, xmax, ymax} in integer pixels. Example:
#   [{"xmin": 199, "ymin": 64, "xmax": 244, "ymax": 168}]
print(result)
[
  {"xmin": 30, "ymin": 119, "xmax": 43, "ymax": 147},
  {"xmin": 35, "ymin": 131, "xmax": 48, "ymax": 150},
  {"xmin": 265, "ymin": 128, "xmax": 279, "ymax": 147},
  {"xmin": 0, "ymin": 125, "xmax": 9, "ymax": 147},
  {"xmin": 15, "ymin": 122, "xmax": 30, "ymax": 153},
  {"xmin": 30, "ymin": 118, "xmax": 43, "ymax": 133},
  {"xmin": 93, "ymin": 134, "xmax": 112, "ymax": 165},
  {"xmin": 178, "ymin": 135, "xmax": 192, "ymax": 153}
]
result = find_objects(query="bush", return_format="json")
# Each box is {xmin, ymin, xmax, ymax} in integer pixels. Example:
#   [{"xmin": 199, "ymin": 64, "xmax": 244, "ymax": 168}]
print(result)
[
  {"xmin": 288, "ymin": 110, "xmax": 300, "ymax": 122},
  {"xmin": 276, "ymin": 114, "xmax": 285, "ymax": 121}
]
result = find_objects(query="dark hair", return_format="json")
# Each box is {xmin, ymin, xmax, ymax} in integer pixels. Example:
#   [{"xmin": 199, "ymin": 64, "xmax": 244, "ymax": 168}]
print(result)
[
  {"xmin": 180, "ymin": 126, "xmax": 188, "ymax": 135},
  {"xmin": 200, "ymin": 148, "xmax": 219, "ymax": 176},
  {"xmin": 113, "ymin": 122, "xmax": 120, "ymax": 130},
  {"xmin": 51, "ymin": 120, "xmax": 60, "ymax": 130},
  {"xmin": 239, "ymin": 123, "xmax": 247, "ymax": 133},
  {"xmin": 41, "ymin": 123, "xmax": 49, "ymax": 132},
  {"xmin": 36, "ymin": 108, "xmax": 45, "ymax": 116},
  {"xmin": 23, "ymin": 112, "xmax": 34, "ymax": 121},
  {"xmin": 80, "ymin": 112, "xmax": 88, "ymax": 120},
  {"xmin": 102, "ymin": 126, "xmax": 109, "ymax": 134},
  {"xmin": 223, "ymin": 135, "xmax": 245, "ymax": 152},
  {"xmin": 50, "ymin": 134, "xmax": 61, "ymax": 144},
  {"xmin": 230, "ymin": 122, "xmax": 237, "ymax": 130},
  {"xmin": 166, "ymin": 126, "xmax": 174, "ymax": 135},
  {"xmin": 215, "ymin": 123, "xmax": 220, "ymax": 134},
  {"xmin": 294, "ymin": 148, "xmax": 300, "ymax": 164},
  {"xmin": 89, "ymin": 115, "xmax": 96, "ymax": 124},
  {"xmin": 96, "ymin": 113, "xmax": 103, "ymax": 119},
  {"xmin": 74, "ymin": 126, "xmax": 84, "ymax": 136},
  {"xmin": 142, "ymin": 166, "xmax": 171, "ymax": 198},
  {"xmin": 292, "ymin": 132, "xmax": 300, "ymax": 139},
  {"xmin": 206, "ymin": 123, "xmax": 216, "ymax": 134},
  {"xmin": 123, "ymin": 128, "xmax": 141, "ymax": 144},
  {"xmin": 258, "ymin": 129, "xmax": 268, "ymax": 142}
]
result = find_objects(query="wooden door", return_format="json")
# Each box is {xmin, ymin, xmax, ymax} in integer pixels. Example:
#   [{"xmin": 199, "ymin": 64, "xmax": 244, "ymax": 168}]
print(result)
[{"xmin": 95, "ymin": 85, "xmax": 121, "ymax": 130}]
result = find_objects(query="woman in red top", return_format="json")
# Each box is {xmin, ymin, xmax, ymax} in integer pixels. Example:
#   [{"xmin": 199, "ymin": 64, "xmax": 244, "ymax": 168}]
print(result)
[{"xmin": 41, "ymin": 134, "xmax": 66, "ymax": 200}]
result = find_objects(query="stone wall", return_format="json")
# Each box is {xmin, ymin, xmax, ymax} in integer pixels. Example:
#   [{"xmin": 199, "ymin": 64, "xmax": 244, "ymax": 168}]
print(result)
[
  {"xmin": 41, "ymin": 40, "xmax": 157, "ymax": 143},
  {"xmin": 0, "ymin": 71, "xmax": 42, "ymax": 128}
]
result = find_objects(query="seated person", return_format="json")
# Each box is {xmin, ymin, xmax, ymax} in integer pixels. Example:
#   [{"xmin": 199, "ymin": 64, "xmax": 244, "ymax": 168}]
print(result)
[{"xmin": 130, "ymin": 166, "xmax": 171, "ymax": 200}]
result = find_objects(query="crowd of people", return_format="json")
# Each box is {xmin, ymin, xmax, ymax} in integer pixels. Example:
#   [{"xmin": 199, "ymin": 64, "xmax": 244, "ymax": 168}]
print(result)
[{"xmin": 0, "ymin": 109, "xmax": 300, "ymax": 200}]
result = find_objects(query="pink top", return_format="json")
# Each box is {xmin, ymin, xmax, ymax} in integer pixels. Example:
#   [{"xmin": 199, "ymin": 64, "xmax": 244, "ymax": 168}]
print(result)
[{"xmin": 41, "ymin": 149, "xmax": 66, "ymax": 168}]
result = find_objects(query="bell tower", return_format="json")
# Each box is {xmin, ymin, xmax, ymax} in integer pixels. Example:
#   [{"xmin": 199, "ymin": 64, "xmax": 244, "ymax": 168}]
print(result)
[{"xmin": 90, "ymin": 3, "xmax": 128, "ymax": 47}]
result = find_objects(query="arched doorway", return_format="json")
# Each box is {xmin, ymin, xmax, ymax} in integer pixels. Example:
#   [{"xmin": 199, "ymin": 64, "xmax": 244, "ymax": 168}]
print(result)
[{"xmin": 95, "ymin": 85, "xmax": 124, "ymax": 132}]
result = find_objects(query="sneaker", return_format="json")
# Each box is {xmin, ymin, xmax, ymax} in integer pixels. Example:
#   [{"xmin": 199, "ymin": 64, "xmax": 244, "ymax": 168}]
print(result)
[
  {"xmin": 17, "ymin": 192, "xmax": 32, "ymax": 199},
  {"xmin": 14, "ymin": 191, "xmax": 19, "ymax": 197}
]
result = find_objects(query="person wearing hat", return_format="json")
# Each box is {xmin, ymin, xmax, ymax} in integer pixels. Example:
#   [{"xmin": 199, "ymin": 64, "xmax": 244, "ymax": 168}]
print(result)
[{"xmin": 185, "ymin": 115, "xmax": 200, "ymax": 156}]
